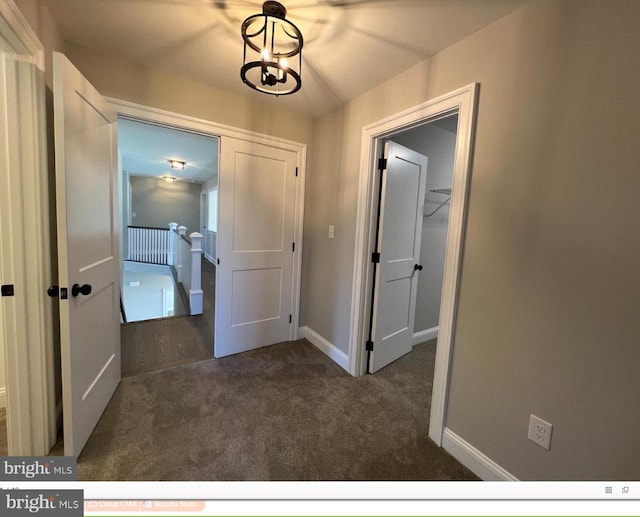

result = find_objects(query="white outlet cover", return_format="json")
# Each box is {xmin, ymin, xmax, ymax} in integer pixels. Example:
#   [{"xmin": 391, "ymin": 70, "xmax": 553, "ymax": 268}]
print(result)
[{"xmin": 528, "ymin": 414, "xmax": 553, "ymax": 450}]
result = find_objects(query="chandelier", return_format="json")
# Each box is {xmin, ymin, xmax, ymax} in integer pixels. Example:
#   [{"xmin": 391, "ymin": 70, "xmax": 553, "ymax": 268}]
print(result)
[{"xmin": 240, "ymin": 1, "xmax": 303, "ymax": 96}]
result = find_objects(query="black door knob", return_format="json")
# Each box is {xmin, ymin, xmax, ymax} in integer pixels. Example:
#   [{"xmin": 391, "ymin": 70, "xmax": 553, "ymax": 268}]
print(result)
[
  {"xmin": 414, "ymin": 264, "xmax": 423, "ymax": 271},
  {"xmin": 71, "ymin": 283, "xmax": 92, "ymax": 297}
]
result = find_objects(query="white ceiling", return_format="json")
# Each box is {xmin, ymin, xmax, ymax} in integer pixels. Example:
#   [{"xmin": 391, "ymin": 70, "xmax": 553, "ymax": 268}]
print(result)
[
  {"xmin": 43, "ymin": 0, "xmax": 528, "ymax": 117},
  {"xmin": 119, "ymin": 117, "xmax": 219, "ymax": 183}
]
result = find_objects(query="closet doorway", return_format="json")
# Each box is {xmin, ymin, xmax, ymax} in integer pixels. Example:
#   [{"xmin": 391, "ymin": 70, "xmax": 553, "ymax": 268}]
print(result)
[{"xmin": 367, "ymin": 115, "xmax": 459, "ymax": 373}]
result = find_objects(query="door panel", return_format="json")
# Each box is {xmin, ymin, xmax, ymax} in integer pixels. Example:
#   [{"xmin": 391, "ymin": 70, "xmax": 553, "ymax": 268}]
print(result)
[
  {"xmin": 231, "ymin": 267, "xmax": 282, "ymax": 325},
  {"xmin": 232, "ymin": 153, "xmax": 287, "ymax": 252},
  {"xmin": 53, "ymin": 52, "xmax": 120, "ymax": 456},
  {"xmin": 370, "ymin": 141, "xmax": 428, "ymax": 373},
  {"xmin": 215, "ymin": 139, "xmax": 297, "ymax": 357}
]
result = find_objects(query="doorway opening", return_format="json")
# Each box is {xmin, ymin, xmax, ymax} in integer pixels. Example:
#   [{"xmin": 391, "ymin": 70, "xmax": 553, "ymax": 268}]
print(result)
[
  {"xmin": 350, "ymin": 84, "xmax": 478, "ymax": 447},
  {"xmin": 117, "ymin": 117, "xmax": 220, "ymax": 377},
  {"xmin": 367, "ymin": 115, "xmax": 459, "ymax": 374},
  {"xmin": 110, "ymin": 97, "xmax": 306, "ymax": 366}
]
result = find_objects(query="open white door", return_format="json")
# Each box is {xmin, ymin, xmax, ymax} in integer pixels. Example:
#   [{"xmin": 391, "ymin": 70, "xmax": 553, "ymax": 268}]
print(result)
[
  {"xmin": 369, "ymin": 141, "xmax": 428, "ymax": 373},
  {"xmin": 53, "ymin": 52, "xmax": 121, "ymax": 456},
  {"xmin": 215, "ymin": 138, "xmax": 298, "ymax": 357}
]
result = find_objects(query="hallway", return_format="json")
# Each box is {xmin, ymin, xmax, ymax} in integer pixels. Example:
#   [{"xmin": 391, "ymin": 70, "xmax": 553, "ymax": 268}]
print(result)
[
  {"xmin": 78, "ymin": 338, "xmax": 477, "ymax": 480},
  {"xmin": 121, "ymin": 257, "xmax": 215, "ymax": 377}
]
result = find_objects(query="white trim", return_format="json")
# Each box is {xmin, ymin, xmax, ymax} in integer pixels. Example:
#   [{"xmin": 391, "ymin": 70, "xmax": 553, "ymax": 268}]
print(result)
[
  {"xmin": 107, "ymin": 97, "xmax": 305, "ymax": 152},
  {"xmin": 299, "ymin": 326, "xmax": 349, "ymax": 373},
  {"xmin": 349, "ymin": 84, "xmax": 478, "ymax": 448},
  {"xmin": 442, "ymin": 427, "xmax": 519, "ymax": 481},
  {"xmin": 0, "ymin": 2, "xmax": 57, "ymax": 455},
  {"xmin": 290, "ymin": 146, "xmax": 306, "ymax": 343},
  {"xmin": 0, "ymin": 387, "xmax": 6, "ymax": 408},
  {"xmin": 412, "ymin": 326, "xmax": 439, "ymax": 346},
  {"xmin": 0, "ymin": 1, "xmax": 44, "ymax": 70},
  {"xmin": 109, "ymin": 98, "xmax": 306, "ymax": 344}
]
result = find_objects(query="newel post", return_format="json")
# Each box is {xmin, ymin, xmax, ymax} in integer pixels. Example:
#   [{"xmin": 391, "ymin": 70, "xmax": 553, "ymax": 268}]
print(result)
[
  {"xmin": 176, "ymin": 226, "xmax": 187, "ymax": 282},
  {"xmin": 189, "ymin": 232, "xmax": 204, "ymax": 315},
  {"xmin": 167, "ymin": 222, "xmax": 178, "ymax": 266}
]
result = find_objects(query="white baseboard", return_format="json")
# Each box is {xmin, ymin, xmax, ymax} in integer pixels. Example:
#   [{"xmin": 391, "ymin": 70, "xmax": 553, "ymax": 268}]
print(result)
[
  {"xmin": 442, "ymin": 427, "xmax": 519, "ymax": 481},
  {"xmin": 413, "ymin": 326, "xmax": 438, "ymax": 346},
  {"xmin": 299, "ymin": 326, "xmax": 349, "ymax": 373},
  {"xmin": 0, "ymin": 387, "xmax": 5, "ymax": 408}
]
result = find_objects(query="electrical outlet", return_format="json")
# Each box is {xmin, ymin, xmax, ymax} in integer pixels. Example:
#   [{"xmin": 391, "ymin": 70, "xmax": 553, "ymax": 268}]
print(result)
[
  {"xmin": 328, "ymin": 225, "xmax": 335, "ymax": 239},
  {"xmin": 528, "ymin": 414, "xmax": 553, "ymax": 450}
]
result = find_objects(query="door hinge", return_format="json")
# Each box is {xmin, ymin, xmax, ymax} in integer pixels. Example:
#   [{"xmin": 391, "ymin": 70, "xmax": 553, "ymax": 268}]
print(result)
[
  {"xmin": 289, "ymin": 314, "xmax": 292, "ymax": 324},
  {"xmin": 217, "ymin": 258, "xmax": 220, "ymax": 265},
  {"xmin": 292, "ymin": 242, "xmax": 295, "ymax": 252},
  {"xmin": 378, "ymin": 158, "xmax": 387, "ymax": 170},
  {"xmin": 366, "ymin": 340, "xmax": 374, "ymax": 352},
  {"xmin": 372, "ymin": 252, "xmax": 380, "ymax": 263},
  {"xmin": 295, "ymin": 166, "xmax": 299, "ymax": 177},
  {"xmin": 1, "ymin": 284, "xmax": 15, "ymax": 297}
]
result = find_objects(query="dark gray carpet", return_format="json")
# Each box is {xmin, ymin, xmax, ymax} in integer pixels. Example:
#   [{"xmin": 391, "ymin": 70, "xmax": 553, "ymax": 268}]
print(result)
[
  {"xmin": 0, "ymin": 407, "xmax": 6, "ymax": 456},
  {"xmin": 77, "ymin": 339, "xmax": 477, "ymax": 481}
]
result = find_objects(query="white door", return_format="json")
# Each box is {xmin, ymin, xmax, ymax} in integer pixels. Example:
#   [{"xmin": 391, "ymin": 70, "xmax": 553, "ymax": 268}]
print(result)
[
  {"xmin": 215, "ymin": 138, "xmax": 298, "ymax": 357},
  {"xmin": 369, "ymin": 141, "xmax": 428, "ymax": 373},
  {"xmin": 53, "ymin": 52, "xmax": 121, "ymax": 456}
]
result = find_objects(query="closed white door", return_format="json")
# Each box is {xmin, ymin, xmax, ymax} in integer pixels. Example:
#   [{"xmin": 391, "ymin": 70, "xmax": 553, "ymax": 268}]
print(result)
[
  {"xmin": 215, "ymin": 138, "xmax": 298, "ymax": 357},
  {"xmin": 369, "ymin": 141, "xmax": 428, "ymax": 373},
  {"xmin": 53, "ymin": 52, "xmax": 121, "ymax": 456}
]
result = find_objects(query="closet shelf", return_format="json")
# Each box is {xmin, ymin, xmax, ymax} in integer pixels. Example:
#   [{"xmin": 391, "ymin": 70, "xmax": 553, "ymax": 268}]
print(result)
[{"xmin": 424, "ymin": 188, "xmax": 452, "ymax": 217}]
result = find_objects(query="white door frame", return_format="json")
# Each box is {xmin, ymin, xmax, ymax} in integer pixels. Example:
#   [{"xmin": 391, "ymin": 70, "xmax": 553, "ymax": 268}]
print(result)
[
  {"xmin": 349, "ymin": 83, "xmax": 478, "ymax": 445},
  {"xmin": 106, "ymin": 98, "xmax": 307, "ymax": 340},
  {"xmin": 0, "ymin": 1, "xmax": 57, "ymax": 455}
]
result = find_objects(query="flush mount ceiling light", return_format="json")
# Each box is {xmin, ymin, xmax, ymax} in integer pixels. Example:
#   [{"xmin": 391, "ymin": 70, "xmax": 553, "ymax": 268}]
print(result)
[
  {"xmin": 240, "ymin": 1, "xmax": 303, "ymax": 96},
  {"xmin": 163, "ymin": 176, "xmax": 177, "ymax": 183},
  {"xmin": 169, "ymin": 160, "xmax": 185, "ymax": 170}
]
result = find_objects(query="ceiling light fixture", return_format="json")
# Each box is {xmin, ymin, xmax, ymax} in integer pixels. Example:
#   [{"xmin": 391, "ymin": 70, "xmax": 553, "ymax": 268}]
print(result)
[
  {"xmin": 163, "ymin": 176, "xmax": 177, "ymax": 183},
  {"xmin": 240, "ymin": 1, "xmax": 303, "ymax": 96},
  {"xmin": 169, "ymin": 160, "xmax": 185, "ymax": 170}
]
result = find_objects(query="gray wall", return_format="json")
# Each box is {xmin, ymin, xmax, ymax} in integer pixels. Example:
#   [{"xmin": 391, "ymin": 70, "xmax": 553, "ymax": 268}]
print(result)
[
  {"xmin": 302, "ymin": 0, "xmax": 640, "ymax": 480},
  {"xmin": 130, "ymin": 176, "xmax": 201, "ymax": 234},
  {"xmin": 393, "ymin": 120, "xmax": 457, "ymax": 334}
]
